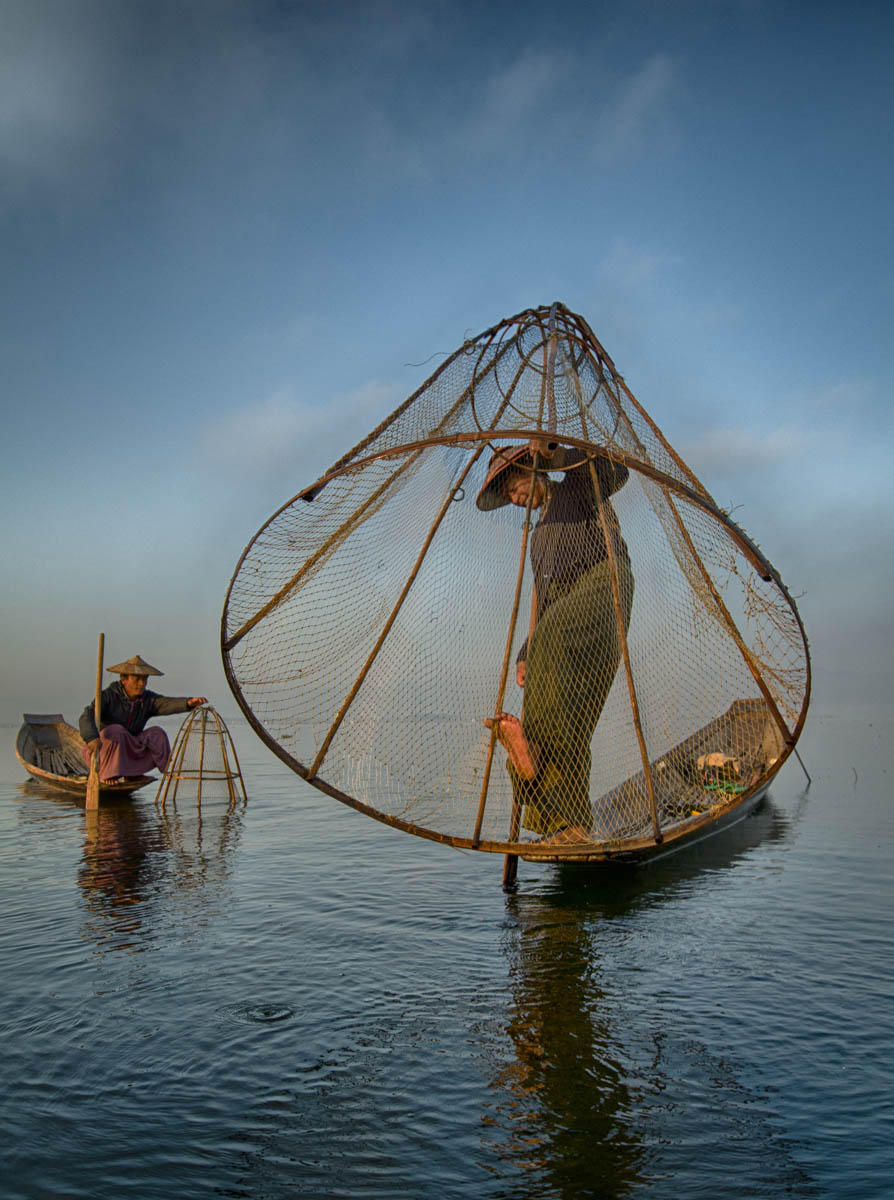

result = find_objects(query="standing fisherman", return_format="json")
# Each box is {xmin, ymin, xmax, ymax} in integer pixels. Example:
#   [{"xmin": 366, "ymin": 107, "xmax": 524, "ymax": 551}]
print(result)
[
  {"xmin": 79, "ymin": 654, "xmax": 206, "ymax": 782},
  {"xmin": 479, "ymin": 441, "xmax": 632, "ymax": 845}
]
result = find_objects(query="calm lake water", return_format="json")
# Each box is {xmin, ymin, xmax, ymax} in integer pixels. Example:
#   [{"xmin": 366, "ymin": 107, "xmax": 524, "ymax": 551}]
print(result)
[{"xmin": 1, "ymin": 710, "xmax": 891, "ymax": 1199}]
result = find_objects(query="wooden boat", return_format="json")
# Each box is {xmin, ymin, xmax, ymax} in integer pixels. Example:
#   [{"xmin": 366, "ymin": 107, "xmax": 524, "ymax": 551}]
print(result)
[
  {"xmin": 15, "ymin": 714, "xmax": 153, "ymax": 797},
  {"xmin": 221, "ymin": 303, "xmax": 810, "ymax": 886},
  {"xmin": 519, "ymin": 698, "xmax": 784, "ymax": 863}
]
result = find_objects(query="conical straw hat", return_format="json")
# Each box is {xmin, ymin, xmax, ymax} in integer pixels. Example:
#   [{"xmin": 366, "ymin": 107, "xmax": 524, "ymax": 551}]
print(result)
[
  {"xmin": 107, "ymin": 654, "xmax": 164, "ymax": 677},
  {"xmin": 475, "ymin": 445, "xmax": 535, "ymax": 511}
]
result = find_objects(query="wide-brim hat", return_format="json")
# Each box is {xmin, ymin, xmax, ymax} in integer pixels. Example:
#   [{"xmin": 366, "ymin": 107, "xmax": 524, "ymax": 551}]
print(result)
[
  {"xmin": 107, "ymin": 654, "xmax": 164, "ymax": 677},
  {"xmin": 475, "ymin": 445, "xmax": 535, "ymax": 511}
]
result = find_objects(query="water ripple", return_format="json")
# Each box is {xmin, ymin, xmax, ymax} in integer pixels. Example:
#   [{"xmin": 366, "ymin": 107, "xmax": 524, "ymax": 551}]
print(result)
[
  {"xmin": 222, "ymin": 1001, "xmax": 297, "ymax": 1025},
  {"xmin": 0, "ymin": 718, "xmax": 892, "ymax": 1198}
]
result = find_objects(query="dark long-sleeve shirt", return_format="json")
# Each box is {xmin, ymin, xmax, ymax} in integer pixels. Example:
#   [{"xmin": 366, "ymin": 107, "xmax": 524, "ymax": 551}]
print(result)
[
  {"xmin": 79, "ymin": 680, "xmax": 192, "ymax": 742},
  {"xmin": 518, "ymin": 448, "xmax": 630, "ymax": 662}
]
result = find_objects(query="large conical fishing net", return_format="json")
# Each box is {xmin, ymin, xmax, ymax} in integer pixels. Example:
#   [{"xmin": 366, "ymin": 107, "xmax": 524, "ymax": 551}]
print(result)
[{"xmin": 222, "ymin": 304, "xmax": 809, "ymax": 861}]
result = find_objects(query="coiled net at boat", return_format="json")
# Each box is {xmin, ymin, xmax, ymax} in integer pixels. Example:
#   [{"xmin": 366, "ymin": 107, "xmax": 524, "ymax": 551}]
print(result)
[{"xmin": 221, "ymin": 304, "xmax": 809, "ymax": 855}]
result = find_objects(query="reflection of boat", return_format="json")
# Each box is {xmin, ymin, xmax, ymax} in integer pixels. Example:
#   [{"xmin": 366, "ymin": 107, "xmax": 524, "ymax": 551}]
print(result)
[
  {"xmin": 14, "ymin": 714, "xmax": 152, "ymax": 798},
  {"xmin": 548, "ymin": 794, "xmax": 792, "ymax": 912},
  {"xmin": 522, "ymin": 698, "xmax": 784, "ymax": 864}
]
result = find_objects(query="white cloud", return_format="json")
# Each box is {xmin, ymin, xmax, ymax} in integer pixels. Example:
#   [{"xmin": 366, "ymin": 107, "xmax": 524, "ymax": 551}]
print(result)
[
  {"xmin": 678, "ymin": 424, "xmax": 825, "ymax": 476},
  {"xmin": 594, "ymin": 53, "xmax": 675, "ymax": 156},
  {"xmin": 0, "ymin": 0, "xmax": 112, "ymax": 187},
  {"xmin": 601, "ymin": 235, "xmax": 683, "ymax": 286},
  {"xmin": 466, "ymin": 48, "xmax": 571, "ymax": 151},
  {"xmin": 797, "ymin": 377, "xmax": 882, "ymax": 423},
  {"xmin": 458, "ymin": 47, "xmax": 674, "ymax": 164},
  {"xmin": 201, "ymin": 381, "xmax": 401, "ymax": 480}
]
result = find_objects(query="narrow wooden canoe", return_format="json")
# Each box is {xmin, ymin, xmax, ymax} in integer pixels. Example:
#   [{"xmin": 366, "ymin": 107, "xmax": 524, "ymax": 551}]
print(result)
[
  {"xmin": 520, "ymin": 698, "xmax": 785, "ymax": 864},
  {"xmin": 15, "ymin": 714, "xmax": 153, "ymax": 797}
]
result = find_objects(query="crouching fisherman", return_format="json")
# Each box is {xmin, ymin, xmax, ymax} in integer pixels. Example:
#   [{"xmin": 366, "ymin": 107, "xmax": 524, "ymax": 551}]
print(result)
[{"xmin": 79, "ymin": 654, "xmax": 207, "ymax": 781}]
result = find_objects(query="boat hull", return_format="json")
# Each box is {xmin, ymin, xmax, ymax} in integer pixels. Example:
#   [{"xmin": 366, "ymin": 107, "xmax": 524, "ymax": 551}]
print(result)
[
  {"xmin": 15, "ymin": 715, "xmax": 153, "ymax": 799},
  {"xmin": 520, "ymin": 780, "xmax": 770, "ymax": 865}
]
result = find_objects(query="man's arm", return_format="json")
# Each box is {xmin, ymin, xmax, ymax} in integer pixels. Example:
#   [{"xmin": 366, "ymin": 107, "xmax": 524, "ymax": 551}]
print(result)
[
  {"xmin": 150, "ymin": 694, "xmax": 208, "ymax": 717},
  {"xmin": 530, "ymin": 440, "xmax": 628, "ymax": 498}
]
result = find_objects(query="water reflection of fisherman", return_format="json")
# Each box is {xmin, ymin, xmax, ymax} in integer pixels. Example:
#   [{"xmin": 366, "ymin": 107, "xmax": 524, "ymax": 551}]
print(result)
[
  {"xmin": 479, "ymin": 440, "xmax": 632, "ymax": 846},
  {"xmin": 79, "ymin": 654, "xmax": 207, "ymax": 782},
  {"xmin": 78, "ymin": 797, "xmax": 244, "ymax": 947},
  {"xmin": 492, "ymin": 799, "xmax": 794, "ymax": 1193},
  {"xmin": 79, "ymin": 802, "xmax": 159, "ymax": 931},
  {"xmin": 492, "ymin": 893, "xmax": 645, "ymax": 1195}
]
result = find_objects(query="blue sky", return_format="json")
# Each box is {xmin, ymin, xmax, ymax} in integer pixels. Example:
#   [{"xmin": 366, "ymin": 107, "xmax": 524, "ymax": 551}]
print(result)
[{"xmin": 1, "ymin": 0, "xmax": 891, "ymax": 724}]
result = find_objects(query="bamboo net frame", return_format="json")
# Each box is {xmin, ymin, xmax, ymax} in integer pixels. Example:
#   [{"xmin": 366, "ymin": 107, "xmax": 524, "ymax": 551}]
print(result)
[
  {"xmin": 221, "ymin": 303, "xmax": 809, "ymax": 860},
  {"xmin": 155, "ymin": 706, "xmax": 247, "ymax": 809}
]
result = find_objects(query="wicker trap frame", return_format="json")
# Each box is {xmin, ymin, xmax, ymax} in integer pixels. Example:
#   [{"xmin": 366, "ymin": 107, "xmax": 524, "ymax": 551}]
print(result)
[
  {"xmin": 221, "ymin": 303, "xmax": 809, "ymax": 867},
  {"xmin": 155, "ymin": 705, "xmax": 247, "ymax": 808}
]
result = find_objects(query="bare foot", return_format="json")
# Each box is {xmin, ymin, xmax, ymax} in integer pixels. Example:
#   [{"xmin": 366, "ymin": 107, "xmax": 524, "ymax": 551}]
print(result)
[
  {"xmin": 484, "ymin": 712, "xmax": 538, "ymax": 781},
  {"xmin": 541, "ymin": 824, "xmax": 592, "ymax": 846}
]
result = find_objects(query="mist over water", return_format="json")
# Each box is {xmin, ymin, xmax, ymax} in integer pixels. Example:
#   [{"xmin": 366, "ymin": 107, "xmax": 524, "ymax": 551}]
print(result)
[{"xmin": 1, "ymin": 712, "xmax": 891, "ymax": 1199}]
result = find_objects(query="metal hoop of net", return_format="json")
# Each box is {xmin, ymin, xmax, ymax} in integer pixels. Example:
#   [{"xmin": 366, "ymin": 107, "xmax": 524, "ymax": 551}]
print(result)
[{"xmin": 221, "ymin": 303, "xmax": 809, "ymax": 860}]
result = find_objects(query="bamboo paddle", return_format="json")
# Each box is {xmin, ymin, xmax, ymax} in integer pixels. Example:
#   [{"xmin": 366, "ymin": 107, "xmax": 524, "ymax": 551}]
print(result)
[{"xmin": 85, "ymin": 632, "xmax": 104, "ymax": 811}]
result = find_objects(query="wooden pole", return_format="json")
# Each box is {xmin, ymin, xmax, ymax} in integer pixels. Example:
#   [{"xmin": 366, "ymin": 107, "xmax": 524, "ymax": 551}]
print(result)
[
  {"xmin": 794, "ymin": 747, "xmax": 811, "ymax": 787},
  {"xmin": 570, "ymin": 376, "xmax": 663, "ymax": 841},
  {"xmin": 501, "ymin": 579, "xmax": 538, "ymax": 890},
  {"xmin": 473, "ymin": 456, "xmax": 539, "ymax": 848},
  {"xmin": 301, "ymin": 323, "xmax": 544, "ymax": 785},
  {"xmin": 155, "ymin": 714, "xmax": 188, "ymax": 808},
  {"xmin": 212, "ymin": 708, "xmax": 247, "ymax": 804},
  {"xmin": 572, "ymin": 312, "xmax": 798, "ymax": 747},
  {"xmin": 503, "ymin": 323, "xmax": 554, "ymax": 889},
  {"xmin": 223, "ymin": 335, "xmax": 529, "ymax": 654},
  {"xmin": 197, "ymin": 707, "xmax": 207, "ymax": 808},
  {"xmin": 307, "ymin": 447, "xmax": 485, "ymax": 782},
  {"xmin": 85, "ymin": 632, "xmax": 104, "ymax": 811},
  {"xmin": 589, "ymin": 463, "xmax": 662, "ymax": 842}
]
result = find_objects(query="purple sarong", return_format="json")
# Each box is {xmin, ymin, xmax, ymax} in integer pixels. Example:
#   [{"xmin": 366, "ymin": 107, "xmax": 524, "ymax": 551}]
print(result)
[{"xmin": 81, "ymin": 723, "xmax": 171, "ymax": 781}]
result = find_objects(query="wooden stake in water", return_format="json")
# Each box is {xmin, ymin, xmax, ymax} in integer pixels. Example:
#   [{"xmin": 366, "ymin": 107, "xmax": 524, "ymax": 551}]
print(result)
[{"xmin": 85, "ymin": 633, "xmax": 104, "ymax": 811}]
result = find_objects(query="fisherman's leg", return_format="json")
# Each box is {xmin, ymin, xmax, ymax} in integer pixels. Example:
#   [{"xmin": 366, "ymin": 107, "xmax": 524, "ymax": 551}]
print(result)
[
  {"xmin": 141, "ymin": 726, "xmax": 172, "ymax": 771},
  {"xmin": 519, "ymin": 601, "xmax": 587, "ymax": 835},
  {"xmin": 521, "ymin": 561, "xmax": 633, "ymax": 835},
  {"xmin": 554, "ymin": 559, "xmax": 633, "ymax": 834},
  {"xmin": 507, "ymin": 761, "xmax": 557, "ymax": 837},
  {"xmin": 560, "ymin": 559, "xmax": 633, "ymax": 747},
  {"xmin": 84, "ymin": 724, "xmax": 172, "ymax": 779},
  {"xmin": 92, "ymin": 724, "xmax": 129, "ymax": 781}
]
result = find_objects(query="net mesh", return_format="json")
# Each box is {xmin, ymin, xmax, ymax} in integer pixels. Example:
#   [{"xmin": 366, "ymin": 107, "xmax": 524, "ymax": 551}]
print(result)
[{"xmin": 222, "ymin": 304, "xmax": 809, "ymax": 855}]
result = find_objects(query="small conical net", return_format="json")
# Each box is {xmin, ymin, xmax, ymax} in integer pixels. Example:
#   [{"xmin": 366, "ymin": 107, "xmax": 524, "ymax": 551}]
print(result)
[
  {"xmin": 221, "ymin": 304, "xmax": 809, "ymax": 858},
  {"xmin": 155, "ymin": 706, "xmax": 246, "ymax": 808}
]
